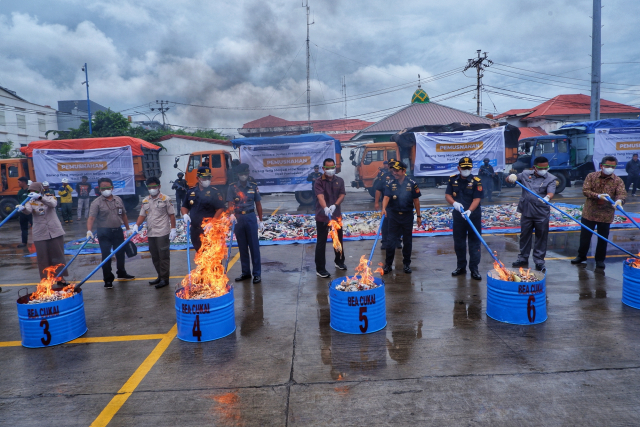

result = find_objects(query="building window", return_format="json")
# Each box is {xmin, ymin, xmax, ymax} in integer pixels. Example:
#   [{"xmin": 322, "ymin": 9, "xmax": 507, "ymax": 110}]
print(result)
[
  {"xmin": 0, "ymin": 110, "xmax": 5, "ymax": 126},
  {"xmin": 38, "ymin": 118, "xmax": 46, "ymax": 132},
  {"xmin": 17, "ymin": 114, "xmax": 26, "ymax": 129}
]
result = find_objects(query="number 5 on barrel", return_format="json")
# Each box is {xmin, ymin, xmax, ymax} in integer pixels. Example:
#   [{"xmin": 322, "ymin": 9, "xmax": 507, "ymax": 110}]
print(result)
[{"xmin": 359, "ymin": 307, "xmax": 368, "ymax": 333}]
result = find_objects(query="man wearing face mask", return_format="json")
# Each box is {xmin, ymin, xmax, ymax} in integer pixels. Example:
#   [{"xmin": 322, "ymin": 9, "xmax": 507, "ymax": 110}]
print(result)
[
  {"xmin": 133, "ymin": 177, "xmax": 176, "ymax": 289},
  {"xmin": 314, "ymin": 158, "xmax": 346, "ymax": 278},
  {"xmin": 227, "ymin": 163, "xmax": 263, "ymax": 284},
  {"xmin": 572, "ymin": 156, "xmax": 626, "ymax": 269},
  {"xmin": 87, "ymin": 178, "xmax": 135, "ymax": 289},
  {"xmin": 507, "ymin": 157, "xmax": 556, "ymax": 272},
  {"xmin": 478, "ymin": 158, "xmax": 496, "ymax": 202},
  {"xmin": 445, "ymin": 157, "xmax": 484, "ymax": 280},
  {"xmin": 181, "ymin": 166, "xmax": 226, "ymax": 252}
]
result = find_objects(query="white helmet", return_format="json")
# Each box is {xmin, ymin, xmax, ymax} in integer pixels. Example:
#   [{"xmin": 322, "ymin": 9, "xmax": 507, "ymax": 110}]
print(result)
[
  {"xmin": 42, "ymin": 181, "xmax": 49, "ymax": 186},
  {"xmin": 61, "ymin": 178, "xmax": 69, "ymax": 183}
]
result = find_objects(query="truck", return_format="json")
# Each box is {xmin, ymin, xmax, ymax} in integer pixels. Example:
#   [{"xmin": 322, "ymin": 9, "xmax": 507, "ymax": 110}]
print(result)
[
  {"xmin": 173, "ymin": 133, "xmax": 342, "ymax": 205},
  {"xmin": 349, "ymin": 122, "xmax": 521, "ymax": 197},
  {"xmin": 507, "ymin": 119, "xmax": 640, "ymax": 193},
  {"xmin": 0, "ymin": 136, "xmax": 162, "ymax": 218}
]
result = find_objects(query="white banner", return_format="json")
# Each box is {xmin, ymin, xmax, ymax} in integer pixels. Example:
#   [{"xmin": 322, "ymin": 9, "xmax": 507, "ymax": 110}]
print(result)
[
  {"xmin": 413, "ymin": 126, "xmax": 506, "ymax": 176},
  {"xmin": 32, "ymin": 146, "xmax": 136, "ymax": 195},
  {"xmin": 239, "ymin": 141, "xmax": 335, "ymax": 192},
  {"xmin": 594, "ymin": 127, "xmax": 640, "ymax": 176}
]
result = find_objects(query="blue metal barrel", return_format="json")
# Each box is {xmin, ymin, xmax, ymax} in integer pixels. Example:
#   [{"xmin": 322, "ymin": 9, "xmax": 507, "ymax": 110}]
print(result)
[
  {"xmin": 16, "ymin": 289, "xmax": 88, "ymax": 348},
  {"xmin": 622, "ymin": 261, "xmax": 640, "ymax": 309},
  {"xmin": 175, "ymin": 287, "xmax": 236, "ymax": 342},
  {"xmin": 329, "ymin": 277, "xmax": 386, "ymax": 334},
  {"xmin": 486, "ymin": 270, "xmax": 547, "ymax": 325}
]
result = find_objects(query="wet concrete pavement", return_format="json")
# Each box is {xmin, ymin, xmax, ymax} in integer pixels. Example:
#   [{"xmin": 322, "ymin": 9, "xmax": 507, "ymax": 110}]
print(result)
[{"xmin": 2, "ymin": 185, "xmax": 640, "ymax": 425}]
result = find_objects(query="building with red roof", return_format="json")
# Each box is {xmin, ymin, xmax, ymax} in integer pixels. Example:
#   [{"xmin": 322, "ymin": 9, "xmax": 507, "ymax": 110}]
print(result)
[
  {"xmin": 238, "ymin": 115, "xmax": 373, "ymax": 142},
  {"xmin": 496, "ymin": 94, "xmax": 640, "ymax": 134}
]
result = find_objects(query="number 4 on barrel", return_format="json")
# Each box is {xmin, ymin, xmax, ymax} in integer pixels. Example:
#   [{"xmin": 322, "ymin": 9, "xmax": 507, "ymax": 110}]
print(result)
[{"xmin": 192, "ymin": 314, "xmax": 202, "ymax": 341}]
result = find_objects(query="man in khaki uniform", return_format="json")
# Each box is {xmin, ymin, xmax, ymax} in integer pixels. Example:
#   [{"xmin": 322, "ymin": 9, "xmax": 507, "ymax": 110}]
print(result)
[
  {"xmin": 17, "ymin": 182, "xmax": 68, "ymax": 283},
  {"xmin": 87, "ymin": 177, "xmax": 135, "ymax": 289},
  {"xmin": 133, "ymin": 177, "xmax": 176, "ymax": 289}
]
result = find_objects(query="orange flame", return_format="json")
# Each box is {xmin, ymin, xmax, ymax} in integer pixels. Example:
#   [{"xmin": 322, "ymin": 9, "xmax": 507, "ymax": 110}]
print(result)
[
  {"xmin": 328, "ymin": 217, "xmax": 343, "ymax": 253},
  {"xmin": 179, "ymin": 213, "xmax": 232, "ymax": 299},
  {"xmin": 29, "ymin": 264, "xmax": 75, "ymax": 302},
  {"xmin": 628, "ymin": 252, "xmax": 640, "ymax": 268},
  {"xmin": 492, "ymin": 251, "xmax": 513, "ymax": 281},
  {"xmin": 375, "ymin": 262, "xmax": 385, "ymax": 276}
]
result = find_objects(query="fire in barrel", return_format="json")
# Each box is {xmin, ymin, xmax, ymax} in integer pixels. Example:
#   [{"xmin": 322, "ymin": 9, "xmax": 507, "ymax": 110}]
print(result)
[
  {"xmin": 330, "ymin": 255, "xmax": 386, "ymax": 334},
  {"xmin": 622, "ymin": 253, "xmax": 640, "ymax": 309},
  {"xmin": 486, "ymin": 255, "xmax": 547, "ymax": 325},
  {"xmin": 16, "ymin": 265, "xmax": 87, "ymax": 348},
  {"xmin": 175, "ymin": 215, "xmax": 236, "ymax": 342}
]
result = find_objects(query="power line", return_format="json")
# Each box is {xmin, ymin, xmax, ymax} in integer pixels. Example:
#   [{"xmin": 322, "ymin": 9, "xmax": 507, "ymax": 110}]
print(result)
[{"xmin": 463, "ymin": 50, "xmax": 493, "ymax": 115}]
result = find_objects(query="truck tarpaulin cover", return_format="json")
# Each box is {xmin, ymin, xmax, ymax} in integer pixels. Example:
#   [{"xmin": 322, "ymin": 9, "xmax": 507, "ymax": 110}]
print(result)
[
  {"xmin": 594, "ymin": 127, "xmax": 640, "ymax": 176},
  {"xmin": 413, "ymin": 126, "xmax": 507, "ymax": 176},
  {"xmin": 32, "ymin": 146, "xmax": 136, "ymax": 195},
  {"xmin": 559, "ymin": 119, "xmax": 640, "ymax": 134},
  {"xmin": 391, "ymin": 122, "xmax": 520, "ymax": 149},
  {"xmin": 20, "ymin": 136, "xmax": 161, "ymax": 157}
]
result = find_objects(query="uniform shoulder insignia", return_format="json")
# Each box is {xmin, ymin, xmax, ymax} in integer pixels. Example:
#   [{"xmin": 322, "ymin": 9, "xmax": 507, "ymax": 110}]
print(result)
[
  {"xmin": 473, "ymin": 176, "xmax": 481, "ymax": 182},
  {"xmin": 160, "ymin": 194, "xmax": 167, "ymax": 201},
  {"xmin": 450, "ymin": 174, "xmax": 457, "ymax": 178},
  {"xmin": 142, "ymin": 197, "xmax": 149, "ymax": 203}
]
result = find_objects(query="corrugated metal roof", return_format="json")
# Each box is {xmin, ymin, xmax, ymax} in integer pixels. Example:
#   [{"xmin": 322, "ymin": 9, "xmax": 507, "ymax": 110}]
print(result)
[
  {"xmin": 525, "ymin": 94, "xmax": 640, "ymax": 119},
  {"xmin": 518, "ymin": 127, "xmax": 548, "ymax": 140},
  {"xmin": 357, "ymin": 102, "xmax": 497, "ymax": 134}
]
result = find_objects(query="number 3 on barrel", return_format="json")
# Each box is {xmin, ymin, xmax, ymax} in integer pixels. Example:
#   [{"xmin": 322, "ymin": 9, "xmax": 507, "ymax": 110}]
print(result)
[
  {"xmin": 192, "ymin": 315, "xmax": 202, "ymax": 341},
  {"xmin": 40, "ymin": 319, "xmax": 51, "ymax": 346},
  {"xmin": 527, "ymin": 295, "xmax": 536, "ymax": 323},
  {"xmin": 359, "ymin": 307, "xmax": 368, "ymax": 333}
]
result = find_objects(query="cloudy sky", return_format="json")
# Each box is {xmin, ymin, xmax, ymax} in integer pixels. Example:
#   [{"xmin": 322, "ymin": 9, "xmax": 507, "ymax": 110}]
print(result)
[{"xmin": 1, "ymin": 0, "xmax": 639, "ymax": 136}]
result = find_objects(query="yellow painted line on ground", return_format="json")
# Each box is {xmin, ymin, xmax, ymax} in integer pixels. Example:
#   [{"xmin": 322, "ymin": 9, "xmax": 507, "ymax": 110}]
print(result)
[
  {"xmin": 0, "ymin": 333, "xmax": 167, "ymax": 348},
  {"xmin": 90, "ymin": 325, "xmax": 178, "ymax": 427},
  {"xmin": 270, "ymin": 203, "xmax": 283, "ymax": 216}
]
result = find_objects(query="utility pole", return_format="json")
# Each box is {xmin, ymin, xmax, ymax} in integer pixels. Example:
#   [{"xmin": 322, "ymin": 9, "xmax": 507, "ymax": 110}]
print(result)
[
  {"xmin": 303, "ymin": 0, "xmax": 314, "ymax": 131},
  {"xmin": 152, "ymin": 100, "xmax": 170, "ymax": 129},
  {"xmin": 81, "ymin": 63, "xmax": 92, "ymax": 135},
  {"xmin": 464, "ymin": 50, "xmax": 493, "ymax": 116},
  {"xmin": 590, "ymin": 0, "xmax": 602, "ymax": 120},
  {"xmin": 341, "ymin": 76, "xmax": 347, "ymax": 119}
]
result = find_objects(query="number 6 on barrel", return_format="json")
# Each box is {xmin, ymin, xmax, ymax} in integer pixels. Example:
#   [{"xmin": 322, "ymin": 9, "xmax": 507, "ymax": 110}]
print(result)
[{"xmin": 527, "ymin": 295, "xmax": 536, "ymax": 323}]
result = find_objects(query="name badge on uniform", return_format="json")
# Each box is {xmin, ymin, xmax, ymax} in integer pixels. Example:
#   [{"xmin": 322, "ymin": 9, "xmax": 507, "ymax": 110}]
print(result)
[
  {"xmin": 38, "ymin": 207, "xmax": 45, "ymax": 216},
  {"xmin": 118, "ymin": 208, "xmax": 123, "ymax": 215}
]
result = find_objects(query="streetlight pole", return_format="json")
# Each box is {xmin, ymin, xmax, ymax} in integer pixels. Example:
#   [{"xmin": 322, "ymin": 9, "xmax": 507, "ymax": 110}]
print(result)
[{"xmin": 82, "ymin": 63, "xmax": 92, "ymax": 135}]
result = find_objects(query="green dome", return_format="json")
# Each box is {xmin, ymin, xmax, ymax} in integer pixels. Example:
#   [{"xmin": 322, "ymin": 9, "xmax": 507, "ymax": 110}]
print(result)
[{"xmin": 411, "ymin": 88, "xmax": 430, "ymax": 103}]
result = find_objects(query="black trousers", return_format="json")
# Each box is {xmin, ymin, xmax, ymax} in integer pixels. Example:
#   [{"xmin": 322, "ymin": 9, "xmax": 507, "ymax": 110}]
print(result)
[
  {"xmin": 577, "ymin": 218, "xmax": 611, "ymax": 262},
  {"xmin": 19, "ymin": 212, "xmax": 32, "ymax": 244},
  {"xmin": 315, "ymin": 221, "xmax": 345, "ymax": 271},
  {"xmin": 380, "ymin": 215, "xmax": 389, "ymax": 249},
  {"xmin": 483, "ymin": 178, "xmax": 494, "ymax": 201},
  {"xmin": 176, "ymin": 192, "xmax": 186, "ymax": 215},
  {"xmin": 626, "ymin": 175, "xmax": 640, "ymax": 195},
  {"xmin": 148, "ymin": 234, "xmax": 171, "ymax": 281},
  {"xmin": 453, "ymin": 214, "xmax": 482, "ymax": 271},
  {"xmin": 191, "ymin": 225, "xmax": 204, "ymax": 252},
  {"xmin": 97, "ymin": 227, "xmax": 127, "ymax": 283},
  {"xmin": 385, "ymin": 211, "xmax": 413, "ymax": 266}
]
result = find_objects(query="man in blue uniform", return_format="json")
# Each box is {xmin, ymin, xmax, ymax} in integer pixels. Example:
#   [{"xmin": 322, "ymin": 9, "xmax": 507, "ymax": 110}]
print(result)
[
  {"xmin": 381, "ymin": 160, "xmax": 421, "ymax": 274},
  {"xmin": 227, "ymin": 163, "xmax": 263, "ymax": 284},
  {"xmin": 181, "ymin": 166, "xmax": 226, "ymax": 252},
  {"xmin": 374, "ymin": 160, "xmax": 397, "ymax": 250},
  {"xmin": 445, "ymin": 157, "xmax": 484, "ymax": 280},
  {"xmin": 478, "ymin": 158, "xmax": 495, "ymax": 202}
]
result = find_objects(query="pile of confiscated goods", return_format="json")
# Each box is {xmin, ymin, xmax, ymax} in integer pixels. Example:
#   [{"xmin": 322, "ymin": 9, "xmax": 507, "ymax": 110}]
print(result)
[
  {"xmin": 27, "ymin": 265, "xmax": 76, "ymax": 304},
  {"xmin": 334, "ymin": 255, "xmax": 383, "ymax": 292}
]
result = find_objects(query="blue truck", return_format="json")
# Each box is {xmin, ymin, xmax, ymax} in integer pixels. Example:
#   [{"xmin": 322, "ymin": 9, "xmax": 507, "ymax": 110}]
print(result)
[{"xmin": 508, "ymin": 119, "xmax": 640, "ymax": 193}]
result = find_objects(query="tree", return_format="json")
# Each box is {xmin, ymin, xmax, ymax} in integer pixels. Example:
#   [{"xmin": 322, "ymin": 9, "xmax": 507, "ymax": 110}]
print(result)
[
  {"xmin": 0, "ymin": 140, "xmax": 12, "ymax": 159},
  {"xmin": 50, "ymin": 109, "xmax": 227, "ymax": 146}
]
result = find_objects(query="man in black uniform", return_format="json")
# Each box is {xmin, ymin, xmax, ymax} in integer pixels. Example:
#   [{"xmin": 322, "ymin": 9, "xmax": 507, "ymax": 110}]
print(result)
[
  {"xmin": 374, "ymin": 160, "xmax": 396, "ymax": 250},
  {"xmin": 172, "ymin": 172, "xmax": 188, "ymax": 216},
  {"xmin": 227, "ymin": 163, "xmax": 263, "ymax": 284},
  {"xmin": 478, "ymin": 158, "xmax": 496, "ymax": 202},
  {"xmin": 446, "ymin": 157, "xmax": 484, "ymax": 280},
  {"xmin": 306, "ymin": 165, "xmax": 322, "ymax": 183},
  {"xmin": 181, "ymin": 166, "xmax": 226, "ymax": 252},
  {"xmin": 381, "ymin": 160, "xmax": 421, "ymax": 274}
]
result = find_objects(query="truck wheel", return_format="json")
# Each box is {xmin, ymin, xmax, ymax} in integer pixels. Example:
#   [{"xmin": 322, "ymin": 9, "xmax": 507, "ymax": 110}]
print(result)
[
  {"xmin": 122, "ymin": 195, "xmax": 140, "ymax": 211},
  {"xmin": 295, "ymin": 190, "xmax": 315, "ymax": 205},
  {"xmin": 0, "ymin": 198, "xmax": 19, "ymax": 219},
  {"xmin": 555, "ymin": 173, "xmax": 567, "ymax": 194},
  {"xmin": 367, "ymin": 186, "xmax": 377, "ymax": 198}
]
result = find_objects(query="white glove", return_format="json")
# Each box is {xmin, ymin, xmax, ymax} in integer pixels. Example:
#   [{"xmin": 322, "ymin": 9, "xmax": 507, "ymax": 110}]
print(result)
[
  {"xmin": 169, "ymin": 228, "xmax": 177, "ymax": 240},
  {"xmin": 27, "ymin": 192, "xmax": 41, "ymax": 200},
  {"xmin": 507, "ymin": 174, "xmax": 517, "ymax": 183},
  {"xmin": 615, "ymin": 199, "xmax": 623, "ymax": 207},
  {"xmin": 598, "ymin": 193, "xmax": 611, "ymax": 200},
  {"xmin": 229, "ymin": 214, "xmax": 237, "ymax": 223},
  {"xmin": 452, "ymin": 202, "xmax": 464, "ymax": 212},
  {"xmin": 16, "ymin": 204, "xmax": 25, "ymax": 212},
  {"xmin": 323, "ymin": 207, "xmax": 332, "ymax": 217},
  {"xmin": 86, "ymin": 230, "xmax": 94, "ymax": 239},
  {"xmin": 126, "ymin": 229, "xmax": 133, "ymax": 237},
  {"xmin": 131, "ymin": 224, "xmax": 139, "ymax": 234},
  {"xmin": 463, "ymin": 210, "xmax": 472, "ymax": 217},
  {"xmin": 328, "ymin": 204, "xmax": 337, "ymax": 215},
  {"xmin": 258, "ymin": 221, "xmax": 265, "ymax": 232},
  {"xmin": 182, "ymin": 213, "xmax": 191, "ymax": 225},
  {"xmin": 540, "ymin": 195, "xmax": 550, "ymax": 204}
]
